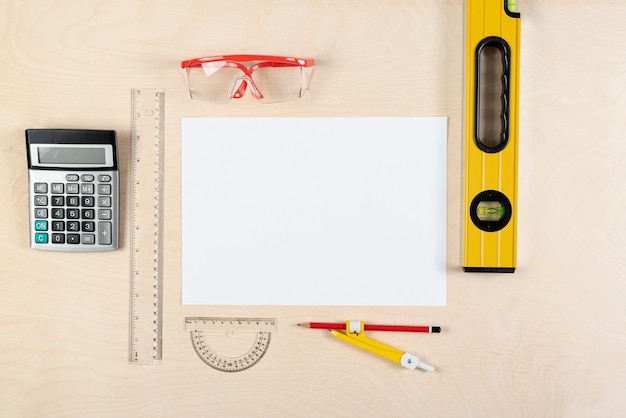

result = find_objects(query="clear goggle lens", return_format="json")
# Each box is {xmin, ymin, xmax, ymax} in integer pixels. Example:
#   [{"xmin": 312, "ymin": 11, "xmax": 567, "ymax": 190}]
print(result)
[{"xmin": 185, "ymin": 61, "xmax": 312, "ymax": 104}]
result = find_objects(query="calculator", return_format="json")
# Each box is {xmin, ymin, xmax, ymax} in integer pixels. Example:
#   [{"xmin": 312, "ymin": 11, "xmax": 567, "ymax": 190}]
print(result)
[{"xmin": 26, "ymin": 129, "xmax": 119, "ymax": 251}]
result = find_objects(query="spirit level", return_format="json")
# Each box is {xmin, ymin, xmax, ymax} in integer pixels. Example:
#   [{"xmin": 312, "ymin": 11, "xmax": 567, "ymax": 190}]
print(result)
[{"xmin": 463, "ymin": 0, "xmax": 520, "ymax": 273}]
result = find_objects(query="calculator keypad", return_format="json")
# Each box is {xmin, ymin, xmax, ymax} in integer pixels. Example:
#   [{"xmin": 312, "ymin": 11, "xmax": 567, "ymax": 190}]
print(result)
[{"xmin": 30, "ymin": 171, "xmax": 118, "ymax": 251}]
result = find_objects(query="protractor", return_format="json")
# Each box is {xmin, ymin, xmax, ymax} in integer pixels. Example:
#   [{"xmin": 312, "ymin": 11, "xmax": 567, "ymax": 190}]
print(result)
[{"xmin": 185, "ymin": 317, "xmax": 278, "ymax": 372}]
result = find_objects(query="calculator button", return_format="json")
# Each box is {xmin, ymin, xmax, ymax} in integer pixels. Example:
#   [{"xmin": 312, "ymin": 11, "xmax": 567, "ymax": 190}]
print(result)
[
  {"xmin": 98, "ymin": 209, "xmax": 112, "ymax": 220},
  {"xmin": 82, "ymin": 209, "xmax": 95, "ymax": 219},
  {"xmin": 34, "ymin": 220, "xmax": 48, "ymax": 231},
  {"xmin": 67, "ymin": 196, "xmax": 79, "ymax": 207},
  {"xmin": 81, "ymin": 174, "xmax": 95, "ymax": 182},
  {"xmin": 98, "ymin": 184, "xmax": 111, "ymax": 195},
  {"xmin": 98, "ymin": 222, "xmax": 112, "ymax": 245},
  {"xmin": 81, "ymin": 184, "xmax": 94, "ymax": 194},
  {"xmin": 34, "ymin": 233, "xmax": 48, "ymax": 244},
  {"xmin": 82, "ymin": 221, "xmax": 95, "ymax": 232},
  {"xmin": 35, "ymin": 208, "xmax": 48, "ymax": 218},
  {"xmin": 51, "ymin": 221, "xmax": 64, "ymax": 231},
  {"xmin": 67, "ymin": 183, "xmax": 79, "ymax": 194},
  {"xmin": 82, "ymin": 234, "xmax": 95, "ymax": 245},
  {"xmin": 51, "ymin": 233, "xmax": 65, "ymax": 244},
  {"xmin": 67, "ymin": 221, "xmax": 80, "ymax": 232},
  {"xmin": 34, "ymin": 183, "xmax": 48, "ymax": 193},
  {"xmin": 98, "ymin": 175, "xmax": 111, "ymax": 182},
  {"xmin": 51, "ymin": 183, "xmax": 64, "ymax": 194},
  {"xmin": 67, "ymin": 209, "xmax": 80, "ymax": 219},
  {"xmin": 98, "ymin": 197, "xmax": 111, "ymax": 207},
  {"xmin": 67, "ymin": 234, "xmax": 80, "ymax": 244},
  {"xmin": 66, "ymin": 174, "xmax": 79, "ymax": 181},
  {"xmin": 51, "ymin": 208, "xmax": 65, "ymax": 219},
  {"xmin": 81, "ymin": 196, "xmax": 95, "ymax": 207},
  {"xmin": 34, "ymin": 195, "xmax": 48, "ymax": 206},
  {"xmin": 51, "ymin": 196, "xmax": 65, "ymax": 206}
]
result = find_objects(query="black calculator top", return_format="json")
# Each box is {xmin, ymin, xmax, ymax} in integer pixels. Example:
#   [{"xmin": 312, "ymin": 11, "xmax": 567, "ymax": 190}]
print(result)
[{"xmin": 26, "ymin": 129, "xmax": 118, "ymax": 171}]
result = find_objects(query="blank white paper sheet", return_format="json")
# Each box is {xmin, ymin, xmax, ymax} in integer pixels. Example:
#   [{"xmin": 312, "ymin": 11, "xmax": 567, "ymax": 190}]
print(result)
[{"xmin": 182, "ymin": 117, "xmax": 447, "ymax": 306}]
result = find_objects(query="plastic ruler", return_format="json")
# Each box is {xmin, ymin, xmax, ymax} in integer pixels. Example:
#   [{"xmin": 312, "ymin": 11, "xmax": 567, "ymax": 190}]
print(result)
[
  {"xmin": 129, "ymin": 88, "xmax": 165, "ymax": 364},
  {"xmin": 185, "ymin": 317, "xmax": 278, "ymax": 372}
]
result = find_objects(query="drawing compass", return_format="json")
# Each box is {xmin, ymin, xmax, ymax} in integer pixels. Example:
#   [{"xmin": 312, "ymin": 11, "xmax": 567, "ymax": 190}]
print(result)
[
  {"xmin": 185, "ymin": 317, "xmax": 278, "ymax": 372},
  {"xmin": 329, "ymin": 320, "xmax": 435, "ymax": 371}
]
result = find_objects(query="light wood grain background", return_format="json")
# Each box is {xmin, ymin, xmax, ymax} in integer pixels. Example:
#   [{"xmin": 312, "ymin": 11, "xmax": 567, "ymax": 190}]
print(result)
[{"xmin": 1, "ymin": 1, "xmax": 625, "ymax": 416}]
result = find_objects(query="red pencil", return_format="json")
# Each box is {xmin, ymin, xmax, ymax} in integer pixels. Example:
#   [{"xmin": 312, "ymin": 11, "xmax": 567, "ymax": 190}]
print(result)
[{"xmin": 298, "ymin": 322, "xmax": 441, "ymax": 333}]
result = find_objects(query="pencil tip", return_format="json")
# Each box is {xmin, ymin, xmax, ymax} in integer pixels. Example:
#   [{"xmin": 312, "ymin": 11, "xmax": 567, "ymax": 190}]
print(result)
[{"xmin": 297, "ymin": 322, "xmax": 310, "ymax": 328}]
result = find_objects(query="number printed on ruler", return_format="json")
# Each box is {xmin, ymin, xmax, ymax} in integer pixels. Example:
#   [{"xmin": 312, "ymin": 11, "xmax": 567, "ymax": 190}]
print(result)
[{"xmin": 129, "ymin": 88, "xmax": 165, "ymax": 364}]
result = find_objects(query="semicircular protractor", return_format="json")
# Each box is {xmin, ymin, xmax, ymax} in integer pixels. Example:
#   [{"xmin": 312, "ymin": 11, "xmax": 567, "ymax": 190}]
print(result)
[{"xmin": 185, "ymin": 317, "xmax": 278, "ymax": 372}]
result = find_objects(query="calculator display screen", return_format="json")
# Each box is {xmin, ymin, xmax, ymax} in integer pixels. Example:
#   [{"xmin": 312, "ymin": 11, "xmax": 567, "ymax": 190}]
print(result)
[
  {"xmin": 29, "ymin": 144, "xmax": 115, "ymax": 168},
  {"xmin": 38, "ymin": 147, "xmax": 106, "ymax": 164}
]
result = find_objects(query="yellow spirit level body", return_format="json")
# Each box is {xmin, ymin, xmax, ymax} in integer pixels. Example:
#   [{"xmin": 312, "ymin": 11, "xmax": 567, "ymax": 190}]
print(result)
[{"xmin": 463, "ymin": 0, "xmax": 520, "ymax": 272}]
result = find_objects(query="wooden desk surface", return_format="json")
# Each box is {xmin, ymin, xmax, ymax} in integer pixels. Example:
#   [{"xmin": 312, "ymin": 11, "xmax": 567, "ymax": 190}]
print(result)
[{"xmin": 1, "ymin": 1, "xmax": 625, "ymax": 416}]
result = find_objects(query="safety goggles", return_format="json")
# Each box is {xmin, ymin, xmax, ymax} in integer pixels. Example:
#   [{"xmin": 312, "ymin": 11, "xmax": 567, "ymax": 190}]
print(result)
[{"xmin": 181, "ymin": 54, "xmax": 315, "ymax": 104}]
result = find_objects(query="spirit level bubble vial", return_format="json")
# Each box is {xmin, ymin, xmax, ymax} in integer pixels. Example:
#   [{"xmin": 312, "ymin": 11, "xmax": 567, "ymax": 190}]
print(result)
[{"xmin": 463, "ymin": 0, "xmax": 520, "ymax": 273}]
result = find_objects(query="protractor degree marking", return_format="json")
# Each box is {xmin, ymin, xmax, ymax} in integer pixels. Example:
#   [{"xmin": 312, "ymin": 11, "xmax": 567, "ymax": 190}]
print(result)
[{"xmin": 190, "ymin": 331, "xmax": 271, "ymax": 372}]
